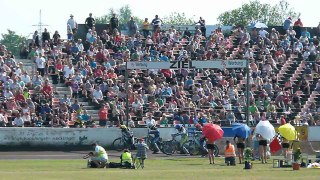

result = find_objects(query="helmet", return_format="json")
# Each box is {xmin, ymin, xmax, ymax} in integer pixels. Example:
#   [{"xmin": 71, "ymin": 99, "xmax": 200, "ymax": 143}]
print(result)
[
  {"xmin": 175, "ymin": 124, "xmax": 181, "ymax": 130},
  {"xmin": 195, "ymin": 123, "xmax": 202, "ymax": 129},
  {"xmin": 120, "ymin": 125, "xmax": 127, "ymax": 129}
]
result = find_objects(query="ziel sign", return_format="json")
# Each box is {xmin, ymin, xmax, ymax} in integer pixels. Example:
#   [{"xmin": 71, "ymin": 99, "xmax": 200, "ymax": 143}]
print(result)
[{"xmin": 127, "ymin": 60, "xmax": 247, "ymax": 69}]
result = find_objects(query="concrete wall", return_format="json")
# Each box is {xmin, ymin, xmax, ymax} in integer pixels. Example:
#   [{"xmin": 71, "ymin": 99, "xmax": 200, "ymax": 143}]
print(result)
[{"xmin": 0, "ymin": 127, "xmax": 319, "ymax": 155}]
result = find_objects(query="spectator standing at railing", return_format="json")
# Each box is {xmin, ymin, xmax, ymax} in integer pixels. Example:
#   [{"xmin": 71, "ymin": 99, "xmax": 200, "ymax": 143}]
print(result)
[
  {"xmin": 85, "ymin": 13, "xmax": 95, "ymax": 30},
  {"xmin": 127, "ymin": 17, "xmax": 138, "ymax": 37},
  {"xmin": 196, "ymin": 17, "xmax": 206, "ymax": 37},
  {"xmin": 283, "ymin": 17, "xmax": 292, "ymax": 35},
  {"xmin": 110, "ymin": 13, "xmax": 119, "ymax": 33},
  {"xmin": 67, "ymin": 14, "xmax": 78, "ymax": 35},
  {"xmin": 41, "ymin": 28, "xmax": 50, "ymax": 45},
  {"xmin": 142, "ymin": 18, "xmax": 150, "ymax": 38},
  {"xmin": 151, "ymin": 15, "xmax": 163, "ymax": 32}
]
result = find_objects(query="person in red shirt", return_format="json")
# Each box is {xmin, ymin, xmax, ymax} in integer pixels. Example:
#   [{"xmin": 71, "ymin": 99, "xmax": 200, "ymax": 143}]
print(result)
[
  {"xmin": 107, "ymin": 69, "xmax": 118, "ymax": 79},
  {"xmin": 15, "ymin": 90, "xmax": 26, "ymax": 104},
  {"xmin": 294, "ymin": 18, "xmax": 303, "ymax": 27},
  {"xmin": 95, "ymin": 47, "xmax": 106, "ymax": 63},
  {"xmin": 41, "ymin": 81, "xmax": 53, "ymax": 99},
  {"xmin": 280, "ymin": 115, "xmax": 286, "ymax": 125},
  {"xmin": 98, "ymin": 104, "xmax": 109, "ymax": 127},
  {"xmin": 160, "ymin": 69, "xmax": 171, "ymax": 78},
  {"xmin": 94, "ymin": 66, "xmax": 103, "ymax": 77}
]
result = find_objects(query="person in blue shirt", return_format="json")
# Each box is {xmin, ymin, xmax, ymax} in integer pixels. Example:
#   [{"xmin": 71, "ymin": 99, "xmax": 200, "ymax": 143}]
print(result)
[
  {"xmin": 71, "ymin": 99, "xmax": 80, "ymax": 112},
  {"xmin": 160, "ymin": 53, "xmax": 169, "ymax": 62},
  {"xmin": 40, "ymin": 103, "xmax": 52, "ymax": 122},
  {"xmin": 300, "ymin": 28, "xmax": 311, "ymax": 40},
  {"xmin": 89, "ymin": 59, "xmax": 97, "ymax": 69},
  {"xmin": 283, "ymin": 17, "xmax": 292, "ymax": 32},
  {"xmin": 148, "ymin": 125, "xmax": 160, "ymax": 153}
]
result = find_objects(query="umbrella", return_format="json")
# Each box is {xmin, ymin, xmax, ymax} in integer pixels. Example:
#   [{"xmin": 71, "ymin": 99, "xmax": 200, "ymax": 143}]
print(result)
[
  {"xmin": 278, "ymin": 123, "xmax": 296, "ymax": 141},
  {"xmin": 232, "ymin": 123, "xmax": 251, "ymax": 139},
  {"xmin": 255, "ymin": 121, "xmax": 276, "ymax": 140},
  {"xmin": 202, "ymin": 123, "xmax": 224, "ymax": 141},
  {"xmin": 250, "ymin": 22, "xmax": 268, "ymax": 29}
]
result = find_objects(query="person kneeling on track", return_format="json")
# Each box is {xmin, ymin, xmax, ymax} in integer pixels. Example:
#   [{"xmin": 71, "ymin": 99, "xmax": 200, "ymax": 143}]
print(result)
[
  {"xmin": 174, "ymin": 124, "xmax": 189, "ymax": 154},
  {"xmin": 120, "ymin": 149, "xmax": 134, "ymax": 169},
  {"xmin": 84, "ymin": 143, "xmax": 108, "ymax": 168},
  {"xmin": 149, "ymin": 125, "xmax": 160, "ymax": 153}
]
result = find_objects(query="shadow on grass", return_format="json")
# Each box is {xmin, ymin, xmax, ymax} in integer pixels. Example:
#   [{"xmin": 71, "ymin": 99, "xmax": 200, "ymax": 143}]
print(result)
[{"xmin": 164, "ymin": 158, "xmax": 190, "ymax": 162}]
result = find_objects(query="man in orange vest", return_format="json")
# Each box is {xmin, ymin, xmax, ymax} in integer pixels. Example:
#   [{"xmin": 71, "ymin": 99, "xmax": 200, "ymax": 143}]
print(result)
[{"xmin": 225, "ymin": 140, "xmax": 236, "ymax": 166}]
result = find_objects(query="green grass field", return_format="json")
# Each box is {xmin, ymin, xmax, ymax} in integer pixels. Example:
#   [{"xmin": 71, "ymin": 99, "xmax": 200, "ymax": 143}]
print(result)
[{"xmin": 0, "ymin": 157, "xmax": 319, "ymax": 180}]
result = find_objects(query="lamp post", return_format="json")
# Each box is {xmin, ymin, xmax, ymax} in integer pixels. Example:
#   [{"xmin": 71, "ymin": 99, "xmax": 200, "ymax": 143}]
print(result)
[
  {"xmin": 245, "ymin": 59, "xmax": 250, "ymax": 126},
  {"xmin": 125, "ymin": 62, "xmax": 129, "ymax": 127}
]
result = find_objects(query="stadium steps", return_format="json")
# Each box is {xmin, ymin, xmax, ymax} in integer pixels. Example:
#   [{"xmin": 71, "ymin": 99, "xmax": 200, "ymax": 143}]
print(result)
[{"xmin": 16, "ymin": 59, "xmax": 100, "ymax": 121}]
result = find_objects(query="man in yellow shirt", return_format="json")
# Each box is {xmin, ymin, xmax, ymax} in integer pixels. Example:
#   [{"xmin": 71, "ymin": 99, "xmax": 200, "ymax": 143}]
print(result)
[
  {"xmin": 120, "ymin": 149, "xmax": 134, "ymax": 168},
  {"xmin": 142, "ymin": 18, "xmax": 150, "ymax": 38},
  {"xmin": 85, "ymin": 143, "xmax": 108, "ymax": 168}
]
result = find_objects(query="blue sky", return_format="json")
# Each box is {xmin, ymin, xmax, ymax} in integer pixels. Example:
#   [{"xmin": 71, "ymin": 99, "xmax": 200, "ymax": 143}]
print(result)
[{"xmin": 0, "ymin": 0, "xmax": 319, "ymax": 39}]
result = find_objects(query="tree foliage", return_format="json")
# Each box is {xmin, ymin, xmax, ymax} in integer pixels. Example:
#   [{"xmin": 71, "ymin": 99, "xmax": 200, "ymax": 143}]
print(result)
[
  {"xmin": 162, "ymin": 12, "xmax": 195, "ymax": 25},
  {"xmin": 217, "ymin": 0, "xmax": 300, "ymax": 26},
  {"xmin": 95, "ymin": 5, "xmax": 143, "ymax": 29},
  {"xmin": 0, "ymin": 29, "xmax": 27, "ymax": 56}
]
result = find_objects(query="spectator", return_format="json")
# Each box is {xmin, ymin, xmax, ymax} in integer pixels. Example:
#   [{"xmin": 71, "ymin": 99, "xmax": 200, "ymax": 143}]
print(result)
[
  {"xmin": 85, "ymin": 13, "xmax": 95, "ymax": 30},
  {"xmin": 67, "ymin": 14, "xmax": 78, "ymax": 35},
  {"xmin": 110, "ymin": 14, "xmax": 119, "ymax": 33},
  {"xmin": 35, "ymin": 54, "xmax": 46, "ymax": 76},
  {"xmin": 142, "ymin": 18, "xmax": 150, "ymax": 38},
  {"xmin": 98, "ymin": 104, "xmax": 109, "ymax": 127},
  {"xmin": 283, "ymin": 17, "xmax": 292, "ymax": 34},
  {"xmin": 127, "ymin": 17, "xmax": 138, "ymax": 37},
  {"xmin": 41, "ymin": 28, "xmax": 50, "ymax": 44},
  {"xmin": 151, "ymin": 15, "xmax": 163, "ymax": 32},
  {"xmin": 12, "ymin": 112, "xmax": 24, "ymax": 127}
]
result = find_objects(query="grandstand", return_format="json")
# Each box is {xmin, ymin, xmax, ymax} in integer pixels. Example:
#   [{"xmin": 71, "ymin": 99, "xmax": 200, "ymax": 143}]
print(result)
[{"xmin": 1, "ymin": 20, "xmax": 319, "ymax": 128}]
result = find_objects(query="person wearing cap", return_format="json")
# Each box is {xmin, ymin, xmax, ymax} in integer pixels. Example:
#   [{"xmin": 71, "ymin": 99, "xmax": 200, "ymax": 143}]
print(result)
[
  {"xmin": 67, "ymin": 14, "xmax": 78, "ymax": 35},
  {"xmin": 134, "ymin": 138, "xmax": 149, "ymax": 169},
  {"xmin": 120, "ymin": 149, "xmax": 134, "ymax": 168}
]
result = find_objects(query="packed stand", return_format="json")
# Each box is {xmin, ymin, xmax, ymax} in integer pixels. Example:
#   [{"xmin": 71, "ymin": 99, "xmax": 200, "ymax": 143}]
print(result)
[{"xmin": 1, "ymin": 14, "xmax": 320, "ymax": 128}]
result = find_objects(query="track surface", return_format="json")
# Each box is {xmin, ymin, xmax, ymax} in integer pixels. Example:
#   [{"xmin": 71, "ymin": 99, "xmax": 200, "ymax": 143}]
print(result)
[{"xmin": 0, "ymin": 151, "xmax": 190, "ymax": 160}]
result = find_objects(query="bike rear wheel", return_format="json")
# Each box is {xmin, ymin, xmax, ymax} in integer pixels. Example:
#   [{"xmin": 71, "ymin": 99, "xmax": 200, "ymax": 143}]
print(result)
[
  {"xmin": 183, "ymin": 140, "xmax": 200, "ymax": 156},
  {"xmin": 213, "ymin": 144, "xmax": 219, "ymax": 157},
  {"xmin": 162, "ymin": 141, "xmax": 176, "ymax": 155},
  {"xmin": 112, "ymin": 137, "xmax": 125, "ymax": 152}
]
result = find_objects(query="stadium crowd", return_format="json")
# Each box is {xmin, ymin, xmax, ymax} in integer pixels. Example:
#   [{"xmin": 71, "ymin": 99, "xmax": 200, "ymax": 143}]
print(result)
[{"xmin": 1, "ymin": 13, "xmax": 320, "ymax": 128}]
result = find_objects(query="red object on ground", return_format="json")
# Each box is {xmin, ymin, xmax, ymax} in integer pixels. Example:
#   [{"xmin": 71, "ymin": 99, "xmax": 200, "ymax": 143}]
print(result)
[
  {"xmin": 202, "ymin": 123, "xmax": 224, "ymax": 141},
  {"xmin": 270, "ymin": 137, "xmax": 282, "ymax": 153}
]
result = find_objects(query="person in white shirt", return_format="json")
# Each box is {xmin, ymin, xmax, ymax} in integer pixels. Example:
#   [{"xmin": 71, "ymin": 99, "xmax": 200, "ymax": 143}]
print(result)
[
  {"xmin": 67, "ymin": 14, "xmax": 78, "ymax": 34},
  {"xmin": 63, "ymin": 64, "xmax": 75, "ymax": 78},
  {"xmin": 0, "ymin": 113, "xmax": 8, "ymax": 127},
  {"xmin": 259, "ymin": 28, "xmax": 269, "ymax": 39},
  {"xmin": 92, "ymin": 86, "xmax": 103, "ymax": 104},
  {"xmin": 35, "ymin": 54, "xmax": 46, "ymax": 76},
  {"xmin": 4, "ymin": 88, "xmax": 13, "ymax": 99},
  {"xmin": 21, "ymin": 71, "xmax": 32, "ymax": 87},
  {"xmin": 145, "ymin": 113, "xmax": 156, "ymax": 128},
  {"xmin": 85, "ymin": 143, "xmax": 108, "ymax": 168},
  {"xmin": 13, "ymin": 113, "xmax": 24, "ymax": 127}
]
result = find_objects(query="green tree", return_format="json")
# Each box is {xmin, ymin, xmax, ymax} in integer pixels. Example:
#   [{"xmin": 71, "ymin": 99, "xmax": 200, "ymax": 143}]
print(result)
[
  {"xmin": 162, "ymin": 12, "xmax": 195, "ymax": 25},
  {"xmin": 217, "ymin": 0, "xmax": 300, "ymax": 26},
  {"xmin": 95, "ymin": 5, "xmax": 143, "ymax": 29},
  {"xmin": 0, "ymin": 29, "xmax": 27, "ymax": 56}
]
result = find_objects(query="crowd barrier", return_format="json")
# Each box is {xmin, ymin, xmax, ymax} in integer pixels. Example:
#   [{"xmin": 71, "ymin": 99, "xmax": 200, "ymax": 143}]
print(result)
[{"xmin": 0, "ymin": 126, "xmax": 318, "ymax": 154}]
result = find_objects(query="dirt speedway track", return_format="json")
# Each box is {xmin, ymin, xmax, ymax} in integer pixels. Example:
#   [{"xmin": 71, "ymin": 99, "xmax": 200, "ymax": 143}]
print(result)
[{"xmin": 0, "ymin": 151, "xmax": 192, "ymax": 160}]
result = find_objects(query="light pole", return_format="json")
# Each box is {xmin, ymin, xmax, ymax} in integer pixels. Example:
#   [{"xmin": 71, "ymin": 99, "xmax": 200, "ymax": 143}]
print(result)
[
  {"xmin": 125, "ymin": 62, "xmax": 129, "ymax": 127},
  {"xmin": 245, "ymin": 59, "xmax": 250, "ymax": 126}
]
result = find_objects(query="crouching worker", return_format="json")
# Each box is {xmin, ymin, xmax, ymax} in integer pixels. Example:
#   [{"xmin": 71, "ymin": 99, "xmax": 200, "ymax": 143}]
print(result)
[
  {"xmin": 120, "ymin": 149, "xmax": 134, "ymax": 169},
  {"xmin": 225, "ymin": 140, "xmax": 236, "ymax": 166},
  {"xmin": 84, "ymin": 143, "xmax": 108, "ymax": 168}
]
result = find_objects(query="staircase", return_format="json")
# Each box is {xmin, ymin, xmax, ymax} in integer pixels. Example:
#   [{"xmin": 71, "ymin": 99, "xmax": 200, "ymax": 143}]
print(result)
[{"xmin": 16, "ymin": 59, "xmax": 100, "ymax": 121}]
